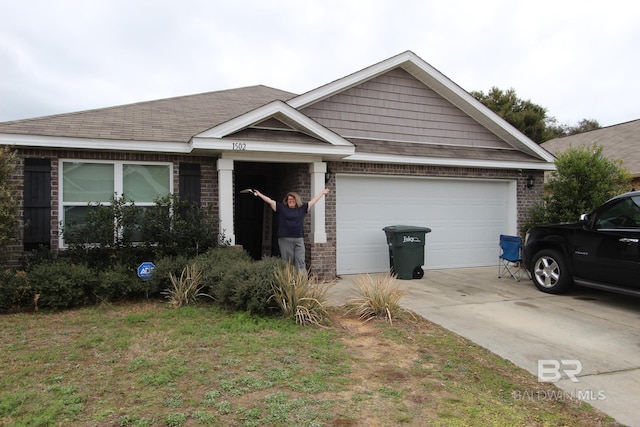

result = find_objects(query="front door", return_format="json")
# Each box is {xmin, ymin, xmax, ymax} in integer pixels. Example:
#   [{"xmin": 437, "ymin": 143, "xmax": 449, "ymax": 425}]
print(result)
[{"xmin": 235, "ymin": 170, "xmax": 268, "ymax": 260}]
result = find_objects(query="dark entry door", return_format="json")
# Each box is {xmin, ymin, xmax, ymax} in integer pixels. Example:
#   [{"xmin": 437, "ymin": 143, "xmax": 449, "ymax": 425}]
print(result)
[
  {"xmin": 234, "ymin": 162, "xmax": 293, "ymax": 260},
  {"xmin": 235, "ymin": 173, "xmax": 265, "ymax": 260}
]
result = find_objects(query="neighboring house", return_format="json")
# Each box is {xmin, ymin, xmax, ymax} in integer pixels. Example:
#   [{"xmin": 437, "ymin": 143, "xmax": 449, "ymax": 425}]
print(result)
[
  {"xmin": 0, "ymin": 51, "xmax": 554, "ymax": 278},
  {"xmin": 542, "ymin": 119, "xmax": 640, "ymax": 190}
]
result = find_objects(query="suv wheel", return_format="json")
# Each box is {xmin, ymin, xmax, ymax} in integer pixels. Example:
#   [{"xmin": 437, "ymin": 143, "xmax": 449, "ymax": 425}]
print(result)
[{"xmin": 531, "ymin": 249, "xmax": 573, "ymax": 294}]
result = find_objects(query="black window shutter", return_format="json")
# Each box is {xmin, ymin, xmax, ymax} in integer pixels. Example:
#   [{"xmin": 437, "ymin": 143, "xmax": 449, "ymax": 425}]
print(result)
[
  {"xmin": 23, "ymin": 158, "xmax": 51, "ymax": 250},
  {"xmin": 179, "ymin": 163, "xmax": 201, "ymax": 206}
]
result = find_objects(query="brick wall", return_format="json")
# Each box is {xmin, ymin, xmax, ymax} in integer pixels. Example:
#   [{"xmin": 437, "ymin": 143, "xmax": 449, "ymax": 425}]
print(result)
[
  {"xmin": 5, "ymin": 149, "xmax": 544, "ymax": 281},
  {"xmin": 4, "ymin": 151, "xmax": 24, "ymax": 267}
]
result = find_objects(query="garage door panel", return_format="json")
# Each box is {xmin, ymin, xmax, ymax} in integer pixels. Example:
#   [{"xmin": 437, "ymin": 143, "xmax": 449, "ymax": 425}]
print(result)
[{"xmin": 336, "ymin": 175, "xmax": 515, "ymax": 274}]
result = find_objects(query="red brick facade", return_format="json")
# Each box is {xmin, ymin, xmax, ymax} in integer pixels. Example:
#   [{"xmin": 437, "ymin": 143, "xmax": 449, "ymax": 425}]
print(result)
[{"xmin": 6, "ymin": 149, "xmax": 543, "ymax": 279}]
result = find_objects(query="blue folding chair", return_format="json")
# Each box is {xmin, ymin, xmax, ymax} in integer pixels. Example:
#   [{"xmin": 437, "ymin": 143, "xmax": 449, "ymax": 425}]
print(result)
[{"xmin": 498, "ymin": 234, "xmax": 528, "ymax": 282}]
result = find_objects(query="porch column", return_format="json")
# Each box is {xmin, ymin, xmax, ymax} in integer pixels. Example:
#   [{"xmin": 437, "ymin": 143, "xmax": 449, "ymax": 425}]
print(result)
[
  {"xmin": 217, "ymin": 159, "xmax": 235, "ymax": 245},
  {"xmin": 309, "ymin": 162, "xmax": 327, "ymax": 243}
]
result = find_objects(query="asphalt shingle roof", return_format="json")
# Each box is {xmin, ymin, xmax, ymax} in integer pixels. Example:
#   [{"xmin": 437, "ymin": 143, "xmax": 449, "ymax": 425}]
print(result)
[
  {"xmin": 541, "ymin": 119, "xmax": 640, "ymax": 176},
  {"xmin": 0, "ymin": 77, "xmax": 551, "ymax": 165},
  {"xmin": 0, "ymin": 85, "xmax": 296, "ymax": 143}
]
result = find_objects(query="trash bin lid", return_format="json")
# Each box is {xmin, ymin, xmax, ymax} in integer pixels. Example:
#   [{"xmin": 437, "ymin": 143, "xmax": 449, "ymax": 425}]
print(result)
[{"xmin": 383, "ymin": 225, "xmax": 432, "ymax": 234}]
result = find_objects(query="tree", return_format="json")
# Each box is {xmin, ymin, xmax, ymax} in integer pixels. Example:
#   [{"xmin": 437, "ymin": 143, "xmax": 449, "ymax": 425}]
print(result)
[
  {"xmin": 526, "ymin": 144, "xmax": 631, "ymax": 230},
  {"xmin": 471, "ymin": 87, "xmax": 549, "ymax": 143},
  {"xmin": 471, "ymin": 87, "xmax": 601, "ymax": 142},
  {"xmin": 566, "ymin": 119, "xmax": 601, "ymax": 135},
  {"xmin": 544, "ymin": 118, "xmax": 602, "ymax": 139},
  {"xmin": 543, "ymin": 116, "xmax": 571, "ymax": 140},
  {"xmin": 0, "ymin": 146, "xmax": 19, "ymax": 248}
]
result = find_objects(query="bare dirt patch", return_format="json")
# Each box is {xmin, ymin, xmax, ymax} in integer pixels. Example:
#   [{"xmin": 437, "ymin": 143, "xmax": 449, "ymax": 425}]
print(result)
[{"xmin": 322, "ymin": 312, "xmax": 620, "ymax": 427}]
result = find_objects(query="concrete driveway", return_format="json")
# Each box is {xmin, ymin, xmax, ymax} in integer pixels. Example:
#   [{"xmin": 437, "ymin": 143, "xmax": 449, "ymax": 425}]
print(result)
[{"xmin": 331, "ymin": 267, "xmax": 640, "ymax": 427}]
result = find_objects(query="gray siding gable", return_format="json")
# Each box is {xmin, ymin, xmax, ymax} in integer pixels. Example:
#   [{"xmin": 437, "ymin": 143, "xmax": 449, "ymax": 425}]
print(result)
[{"xmin": 301, "ymin": 68, "xmax": 511, "ymax": 150}]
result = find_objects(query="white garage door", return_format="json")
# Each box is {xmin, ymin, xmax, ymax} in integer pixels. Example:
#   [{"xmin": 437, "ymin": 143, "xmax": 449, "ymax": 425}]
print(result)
[{"xmin": 336, "ymin": 175, "xmax": 517, "ymax": 275}]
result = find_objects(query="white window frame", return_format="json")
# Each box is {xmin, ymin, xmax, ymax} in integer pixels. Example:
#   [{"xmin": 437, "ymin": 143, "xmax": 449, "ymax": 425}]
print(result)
[{"xmin": 58, "ymin": 159, "xmax": 173, "ymax": 248}]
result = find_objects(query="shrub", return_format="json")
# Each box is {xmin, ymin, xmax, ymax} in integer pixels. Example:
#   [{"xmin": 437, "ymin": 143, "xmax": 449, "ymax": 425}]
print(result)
[
  {"xmin": 139, "ymin": 194, "xmax": 223, "ymax": 258},
  {"xmin": 195, "ymin": 247, "xmax": 254, "ymax": 295},
  {"xmin": 28, "ymin": 261, "xmax": 98, "ymax": 310},
  {"xmin": 1, "ymin": 261, "xmax": 160, "ymax": 312},
  {"xmin": 62, "ymin": 195, "xmax": 141, "ymax": 251},
  {"xmin": 271, "ymin": 264, "xmax": 335, "ymax": 326},
  {"xmin": 95, "ymin": 263, "xmax": 154, "ymax": 302},
  {"xmin": 214, "ymin": 257, "xmax": 285, "ymax": 315},
  {"xmin": 61, "ymin": 194, "xmax": 227, "ymax": 269},
  {"xmin": 0, "ymin": 269, "xmax": 32, "ymax": 313},
  {"xmin": 150, "ymin": 255, "xmax": 191, "ymax": 296},
  {"xmin": 525, "ymin": 144, "xmax": 631, "ymax": 231},
  {"xmin": 346, "ymin": 272, "xmax": 415, "ymax": 324},
  {"xmin": 61, "ymin": 245, "xmax": 158, "ymax": 272}
]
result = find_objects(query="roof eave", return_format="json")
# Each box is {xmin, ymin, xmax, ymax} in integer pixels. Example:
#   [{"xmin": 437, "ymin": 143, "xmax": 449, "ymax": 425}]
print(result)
[
  {"xmin": 191, "ymin": 137, "xmax": 355, "ymax": 160},
  {"xmin": 0, "ymin": 133, "xmax": 191, "ymax": 153},
  {"xmin": 344, "ymin": 152, "xmax": 556, "ymax": 171}
]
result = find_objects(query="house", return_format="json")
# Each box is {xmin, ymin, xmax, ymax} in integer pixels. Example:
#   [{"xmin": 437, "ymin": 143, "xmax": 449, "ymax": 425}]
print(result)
[
  {"xmin": 0, "ymin": 51, "xmax": 555, "ymax": 278},
  {"xmin": 541, "ymin": 119, "xmax": 640, "ymax": 190}
]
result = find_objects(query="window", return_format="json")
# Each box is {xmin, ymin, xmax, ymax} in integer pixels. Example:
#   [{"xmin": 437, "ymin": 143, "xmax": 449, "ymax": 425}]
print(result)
[
  {"xmin": 59, "ymin": 160, "xmax": 172, "ymax": 245},
  {"xmin": 595, "ymin": 196, "xmax": 640, "ymax": 230}
]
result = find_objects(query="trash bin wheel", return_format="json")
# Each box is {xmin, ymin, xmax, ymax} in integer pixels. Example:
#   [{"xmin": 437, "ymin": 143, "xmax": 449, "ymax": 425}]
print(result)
[{"xmin": 412, "ymin": 266, "xmax": 424, "ymax": 279}]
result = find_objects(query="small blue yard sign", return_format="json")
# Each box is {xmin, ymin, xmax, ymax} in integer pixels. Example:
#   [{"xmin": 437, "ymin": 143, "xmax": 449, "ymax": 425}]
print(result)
[{"xmin": 137, "ymin": 262, "xmax": 156, "ymax": 281}]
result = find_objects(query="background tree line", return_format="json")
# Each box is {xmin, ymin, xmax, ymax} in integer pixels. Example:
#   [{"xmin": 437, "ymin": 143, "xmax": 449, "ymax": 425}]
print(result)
[{"xmin": 471, "ymin": 86, "xmax": 601, "ymax": 143}]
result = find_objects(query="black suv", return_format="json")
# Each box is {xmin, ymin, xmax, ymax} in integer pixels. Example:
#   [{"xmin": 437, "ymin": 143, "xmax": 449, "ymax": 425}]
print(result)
[{"xmin": 522, "ymin": 190, "xmax": 640, "ymax": 296}]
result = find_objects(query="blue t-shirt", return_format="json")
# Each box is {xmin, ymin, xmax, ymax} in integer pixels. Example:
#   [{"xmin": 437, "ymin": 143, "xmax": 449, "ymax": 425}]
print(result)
[{"xmin": 276, "ymin": 202, "xmax": 308, "ymax": 238}]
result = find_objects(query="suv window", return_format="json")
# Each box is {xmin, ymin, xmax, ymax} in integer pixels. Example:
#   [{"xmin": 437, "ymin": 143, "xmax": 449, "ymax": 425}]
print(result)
[{"xmin": 595, "ymin": 195, "xmax": 640, "ymax": 229}]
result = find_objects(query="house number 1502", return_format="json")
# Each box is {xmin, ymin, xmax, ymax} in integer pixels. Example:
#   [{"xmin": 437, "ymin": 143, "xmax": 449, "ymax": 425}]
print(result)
[{"xmin": 232, "ymin": 142, "xmax": 246, "ymax": 151}]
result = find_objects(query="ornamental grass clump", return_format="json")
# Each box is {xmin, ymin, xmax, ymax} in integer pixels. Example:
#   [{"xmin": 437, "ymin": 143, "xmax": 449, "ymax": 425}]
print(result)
[
  {"xmin": 162, "ymin": 263, "xmax": 212, "ymax": 307},
  {"xmin": 271, "ymin": 264, "xmax": 335, "ymax": 326},
  {"xmin": 346, "ymin": 272, "xmax": 415, "ymax": 324}
]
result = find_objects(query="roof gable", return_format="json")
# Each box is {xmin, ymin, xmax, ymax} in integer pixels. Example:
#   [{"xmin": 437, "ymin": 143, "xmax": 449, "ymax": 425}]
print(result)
[
  {"xmin": 289, "ymin": 50, "xmax": 554, "ymax": 163},
  {"xmin": 195, "ymin": 100, "xmax": 351, "ymax": 146},
  {"xmin": 300, "ymin": 67, "xmax": 512, "ymax": 149},
  {"xmin": 191, "ymin": 100, "xmax": 355, "ymax": 159}
]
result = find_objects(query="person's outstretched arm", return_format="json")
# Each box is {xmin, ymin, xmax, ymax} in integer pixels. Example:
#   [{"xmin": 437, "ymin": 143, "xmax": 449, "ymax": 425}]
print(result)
[
  {"xmin": 307, "ymin": 188, "xmax": 330, "ymax": 211},
  {"xmin": 253, "ymin": 190, "xmax": 277, "ymax": 211}
]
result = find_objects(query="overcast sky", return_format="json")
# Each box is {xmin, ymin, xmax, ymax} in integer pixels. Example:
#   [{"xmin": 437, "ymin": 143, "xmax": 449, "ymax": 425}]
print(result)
[{"xmin": 1, "ymin": 0, "xmax": 638, "ymax": 128}]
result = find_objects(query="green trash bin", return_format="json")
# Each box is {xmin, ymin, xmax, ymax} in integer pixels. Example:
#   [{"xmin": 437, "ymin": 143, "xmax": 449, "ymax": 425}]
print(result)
[{"xmin": 383, "ymin": 225, "xmax": 432, "ymax": 280}]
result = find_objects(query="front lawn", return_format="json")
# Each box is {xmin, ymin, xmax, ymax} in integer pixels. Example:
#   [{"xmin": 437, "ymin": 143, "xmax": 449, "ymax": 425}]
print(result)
[{"xmin": 0, "ymin": 302, "xmax": 620, "ymax": 426}]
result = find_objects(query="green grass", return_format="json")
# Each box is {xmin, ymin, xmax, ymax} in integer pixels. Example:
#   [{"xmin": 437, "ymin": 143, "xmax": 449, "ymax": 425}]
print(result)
[{"xmin": 0, "ymin": 301, "xmax": 621, "ymax": 426}]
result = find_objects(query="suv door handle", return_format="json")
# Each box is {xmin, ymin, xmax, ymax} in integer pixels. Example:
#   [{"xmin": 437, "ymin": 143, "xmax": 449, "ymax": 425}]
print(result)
[{"xmin": 619, "ymin": 238, "xmax": 639, "ymax": 243}]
